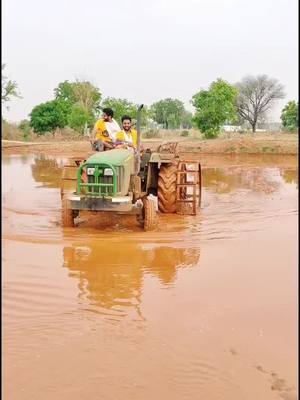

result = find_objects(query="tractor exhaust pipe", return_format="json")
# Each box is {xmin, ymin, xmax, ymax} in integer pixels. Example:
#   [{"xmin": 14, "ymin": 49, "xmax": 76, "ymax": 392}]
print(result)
[{"xmin": 136, "ymin": 104, "xmax": 144, "ymax": 173}]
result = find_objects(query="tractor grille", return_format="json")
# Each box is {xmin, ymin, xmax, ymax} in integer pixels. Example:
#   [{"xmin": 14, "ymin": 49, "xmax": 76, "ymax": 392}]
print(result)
[{"xmin": 86, "ymin": 166, "xmax": 123, "ymax": 196}]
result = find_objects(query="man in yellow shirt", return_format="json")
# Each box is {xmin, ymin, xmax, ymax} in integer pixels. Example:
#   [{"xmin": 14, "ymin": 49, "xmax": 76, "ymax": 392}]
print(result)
[
  {"xmin": 91, "ymin": 108, "xmax": 121, "ymax": 151},
  {"xmin": 115, "ymin": 115, "xmax": 138, "ymax": 150}
]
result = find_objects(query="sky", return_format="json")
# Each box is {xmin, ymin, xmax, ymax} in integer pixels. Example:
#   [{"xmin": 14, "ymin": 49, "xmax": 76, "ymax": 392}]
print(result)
[{"xmin": 2, "ymin": 0, "xmax": 298, "ymax": 123}]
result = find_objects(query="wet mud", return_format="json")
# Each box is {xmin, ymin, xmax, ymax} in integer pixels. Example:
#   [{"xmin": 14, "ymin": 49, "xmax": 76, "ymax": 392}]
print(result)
[{"xmin": 2, "ymin": 153, "xmax": 298, "ymax": 400}]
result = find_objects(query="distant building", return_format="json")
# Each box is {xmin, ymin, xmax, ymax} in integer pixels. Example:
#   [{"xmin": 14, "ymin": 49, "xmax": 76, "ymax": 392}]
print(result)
[
  {"xmin": 222, "ymin": 125, "xmax": 242, "ymax": 132},
  {"xmin": 222, "ymin": 121, "xmax": 282, "ymax": 133}
]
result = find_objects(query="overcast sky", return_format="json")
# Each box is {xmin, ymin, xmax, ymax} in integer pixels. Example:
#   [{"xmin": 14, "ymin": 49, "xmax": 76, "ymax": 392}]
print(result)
[{"xmin": 2, "ymin": 0, "xmax": 298, "ymax": 122}]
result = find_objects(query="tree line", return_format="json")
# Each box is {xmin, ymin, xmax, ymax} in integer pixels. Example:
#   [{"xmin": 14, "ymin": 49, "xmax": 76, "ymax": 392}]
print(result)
[{"xmin": 2, "ymin": 64, "xmax": 298, "ymax": 139}]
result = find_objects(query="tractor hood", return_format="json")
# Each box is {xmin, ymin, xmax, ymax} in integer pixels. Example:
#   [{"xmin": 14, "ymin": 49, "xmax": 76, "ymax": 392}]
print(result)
[{"xmin": 86, "ymin": 149, "xmax": 134, "ymax": 167}]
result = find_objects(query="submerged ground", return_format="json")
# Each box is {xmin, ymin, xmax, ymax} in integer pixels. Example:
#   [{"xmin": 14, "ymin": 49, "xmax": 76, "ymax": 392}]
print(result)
[{"xmin": 2, "ymin": 149, "xmax": 298, "ymax": 400}]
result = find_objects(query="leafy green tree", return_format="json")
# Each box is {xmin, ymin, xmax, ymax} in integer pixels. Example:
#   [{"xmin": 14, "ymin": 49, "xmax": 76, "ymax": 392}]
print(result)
[
  {"xmin": 54, "ymin": 80, "xmax": 102, "ymax": 116},
  {"xmin": 101, "ymin": 97, "xmax": 136, "ymax": 124},
  {"xmin": 101, "ymin": 97, "xmax": 149, "ymax": 127},
  {"xmin": 54, "ymin": 81, "xmax": 75, "ymax": 103},
  {"xmin": 2, "ymin": 64, "xmax": 21, "ymax": 108},
  {"xmin": 281, "ymin": 101, "xmax": 298, "ymax": 131},
  {"xmin": 236, "ymin": 75, "xmax": 285, "ymax": 133},
  {"xmin": 150, "ymin": 98, "xmax": 185, "ymax": 129},
  {"xmin": 68, "ymin": 104, "xmax": 94, "ymax": 133},
  {"xmin": 29, "ymin": 100, "xmax": 70, "ymax": 135},
  {"xmin": 192, "ymin": 79, "xmax": 238, "ymax": 138}
]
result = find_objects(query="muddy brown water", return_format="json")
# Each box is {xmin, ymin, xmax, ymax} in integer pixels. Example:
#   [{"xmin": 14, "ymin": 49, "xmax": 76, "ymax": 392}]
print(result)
[{"xmin": 2, "ymin": 154, "xmax": 298, "ymax": 400}]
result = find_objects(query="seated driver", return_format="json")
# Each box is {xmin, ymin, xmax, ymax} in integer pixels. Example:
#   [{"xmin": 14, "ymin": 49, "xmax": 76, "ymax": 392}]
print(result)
[{"xmin": 115, "ymin": 115, "xmax": 138, "ymax": 150}]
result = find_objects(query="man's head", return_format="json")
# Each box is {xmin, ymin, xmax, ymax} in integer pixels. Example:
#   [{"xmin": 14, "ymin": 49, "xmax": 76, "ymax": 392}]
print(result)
[
  {"xmin": 102, "ymin": 108, "xmax": 114, "ymax": 122},
  {"xmin": 121, "ymin": 115, "xmax": 132, "ymax": 131}
]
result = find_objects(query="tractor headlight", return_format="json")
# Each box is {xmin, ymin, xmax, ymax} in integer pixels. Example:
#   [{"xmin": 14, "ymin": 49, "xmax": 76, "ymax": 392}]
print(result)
[
  {"xmin": 87, "ymin": 167, "xmax": 95, "ymax": 175},
  {"xmin": 104, "ymin": 168, "xmax": 113, "ymax": 176}
]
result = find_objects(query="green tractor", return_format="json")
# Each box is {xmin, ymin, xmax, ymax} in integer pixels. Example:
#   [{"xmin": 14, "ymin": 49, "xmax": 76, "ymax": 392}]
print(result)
[{"xmin": 61, "ymin": 105, "xmax": 202, "ymax": 230}]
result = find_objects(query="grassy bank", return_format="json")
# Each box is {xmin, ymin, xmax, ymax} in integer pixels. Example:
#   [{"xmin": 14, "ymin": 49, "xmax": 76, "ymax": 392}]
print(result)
[{"xmin": 2, "ymin": 122, "xmax": 298, "ymax": 156}]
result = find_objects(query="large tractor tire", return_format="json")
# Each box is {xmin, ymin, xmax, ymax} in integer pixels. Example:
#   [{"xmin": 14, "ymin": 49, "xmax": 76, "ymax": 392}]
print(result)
[
  {"xmin": 62, "ymin": 196, "xmax": 75, "ymax": 227},
  {"xmin": 142, "ymin": 197, "xmax": 157, "ymax": 231},
  {"xmin": 157, "ymin": 162, "xmax": 178, "ymax": 213}
]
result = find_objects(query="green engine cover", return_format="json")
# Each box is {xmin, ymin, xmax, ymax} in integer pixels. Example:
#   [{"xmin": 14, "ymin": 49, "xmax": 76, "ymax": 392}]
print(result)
[
  {"xmin": 86, "ymin": 149, "xmax": 134, "ymax": 168},
  {"xmin": 79, "ymin": 149, "xmax": 135, "ymax": 197}
]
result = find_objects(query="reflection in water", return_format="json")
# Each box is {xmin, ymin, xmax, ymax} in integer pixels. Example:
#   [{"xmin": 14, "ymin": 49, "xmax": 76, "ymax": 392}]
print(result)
[
  {"xmin": 63, "ymin": 241, "xmax": 200, "ymax": 318},
  {"xmin": 20, "ymin": 154, "xmax": 32, "ymax": 165},
  {"xmin": 203, "ymin": 169, "xmax": 238, "ymax": 193},
  {"xmin": 28, "ymin": 154, "xmax": 298, "ymax": 196},
  {"xmin": 203, "ymin": 167, "xmax": 283, "ymax": 194},
  {"xmin": 31, "ymin": 155, "xmax": 63, "ymax": 188},
  {"xmin": 280, "ymin": 169, "xmax": 298, "ymax": 187},
  {"xmin": 3, "ymin": 154, "xmax": 298, "ymax": 400}
]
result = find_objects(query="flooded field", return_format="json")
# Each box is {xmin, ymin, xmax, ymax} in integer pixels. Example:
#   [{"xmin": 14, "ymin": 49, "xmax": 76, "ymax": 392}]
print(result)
[{"xmin": 2, "ymin": 153, "xmax": 298, "ymax": 400}]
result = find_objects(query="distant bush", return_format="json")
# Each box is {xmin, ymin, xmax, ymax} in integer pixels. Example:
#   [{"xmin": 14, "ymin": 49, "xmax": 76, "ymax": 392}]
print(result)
[
  {"xmin": 33, "ymin": 127, "xmax": 84, "ymax": 141},
  {"xmin": 142, "ymin": 129, "xmax": 161, "ymax": 139},
  {"xmin": 1, "ymin": 120, "xmax": 86, "ymax": 142},
  {"xmin": 180, "ymin": 130, "xmax": 189, "ymax": 137},
  {"xmin": 2, "ymin": 120, "xmax": 24, "ymax": 140},
  {"xmin": 18, "ymin": 119, "xmax": 32, "ymax": 141}
]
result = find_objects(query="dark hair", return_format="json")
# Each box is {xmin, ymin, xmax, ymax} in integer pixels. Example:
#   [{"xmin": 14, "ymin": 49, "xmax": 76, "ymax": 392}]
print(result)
[
  {"xmin": 121, "ymin": 115, "xmax": 132, "ymax": 122},
  {"xmin": 102, "ymin": 108, "xmax": 114, "ymax": 117}
]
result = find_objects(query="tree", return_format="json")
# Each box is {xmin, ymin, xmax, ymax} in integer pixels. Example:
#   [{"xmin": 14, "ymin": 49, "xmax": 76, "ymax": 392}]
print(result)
[
  {"xmin": 192, "ymin": 79, "xmax": 238, "ymax": 138},
  {"xmin": 150, "ymin": 98, "xmax": 185, "ymax": 129},
  {"xmin": 29, "ymin": 100, "xmax": 70, "ymax": 135},
  {"xmin": 54, "ymin": 80, "xmax": 101, "ymax": 132},
  {"xmin": 2, "ymin": 64, "xmax": 21, "ymax": 107},
  {"xmin": 54, "ymin": 80, "xmax": 102, "ymax": 116},
  {"xmin": 181, "ymin": 110, "xmax": 194, "ymax": 129},
  {"xmin": 101, "ymin": 97, "xmax": 136, "ymax": 124},
  {"xmin": 281, "ymin": 101, "xmax": 298, "ymax": 131},
  {"xmin": 236, "ymin": 75, "xmax": 285, "ymax": 133},
  {"xmin": 101, "ymin": 97, "xmax": 149, "ymax": 127},
  {"xmin": 68, "ymin": 104, "xmax": 94, "ymax": 133}
]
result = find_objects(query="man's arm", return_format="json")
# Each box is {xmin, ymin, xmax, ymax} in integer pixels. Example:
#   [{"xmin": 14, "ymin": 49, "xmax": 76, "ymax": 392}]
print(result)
[{"xmin": 90, "ymin": 120, "xmax": 102, "ymax": 143}]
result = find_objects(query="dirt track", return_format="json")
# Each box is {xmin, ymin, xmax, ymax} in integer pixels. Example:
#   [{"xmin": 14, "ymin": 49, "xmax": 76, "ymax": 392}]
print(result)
[{"xmin": 2, "ymin": 132, "xmax": 298, "ymax": 156}]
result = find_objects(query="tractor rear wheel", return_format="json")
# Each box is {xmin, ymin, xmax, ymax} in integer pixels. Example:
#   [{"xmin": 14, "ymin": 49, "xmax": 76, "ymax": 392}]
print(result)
[
  {"xmin": 62, "ymin": 196, "xmax": 75, "ymax": 227},
  {"xmin": 157, "ymin": 162, "xmax": 178, "ymax": 213},
  {"xmin": 142, "ymin": 197, "xmax": 157, "ymax": 231}
]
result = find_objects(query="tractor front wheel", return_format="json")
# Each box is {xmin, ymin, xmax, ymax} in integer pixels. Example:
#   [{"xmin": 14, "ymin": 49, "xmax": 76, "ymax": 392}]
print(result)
[
  {"xmin": 62, "ymin": 196, "xmax": 75, "ymax": 227},
  {"xmin": 142, "ymin": 197, "xmax": 157, "ymax": 231}
]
